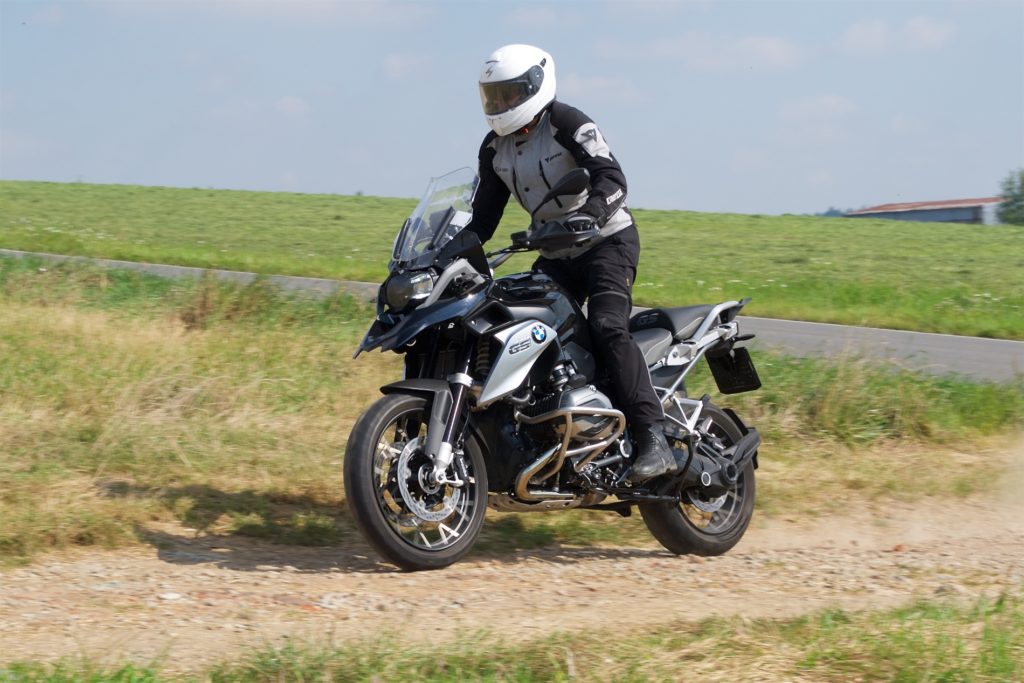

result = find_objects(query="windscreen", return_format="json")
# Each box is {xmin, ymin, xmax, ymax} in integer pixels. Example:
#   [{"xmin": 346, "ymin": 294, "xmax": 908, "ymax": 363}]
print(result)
[{"xmin": 392, "ymin": 168, "xmax": 478, "ymax": 264}]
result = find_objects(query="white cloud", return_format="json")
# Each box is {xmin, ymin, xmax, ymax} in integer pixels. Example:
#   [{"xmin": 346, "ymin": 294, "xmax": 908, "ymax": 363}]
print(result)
[
  {"xmin": 383, "ymin": 53, "xmax": 425, "ymax": 80},
  {"xmin": 30, "ymin": 6, "xmax": 64, "ymax": 24},
  {"xmin": 779, "ymin": 94, "xmax": 856, "ymax": 121},
  {"xmin": 560, "ymin": 73, "xmax": 647, "ymax": 105},
  {"xmin": 279, "ymin": 170, "xmax": 301, "ymax": 191},
  {"xmin": 0, "ymin": 128, "xmax": 53, "ymax": 160},
  {"xmin": 839, "ymin": 20, "xmax": 890, "ymax": 55},
  {"xmin": 889, "ymin": 113, "xmax": 926, "ymax": 135},
  {"xmin": 729, "ymin": 147, "xmax": 769, "ymax": 174},
  {"xmin": 274, "ymin": 96, "xmax": 311, "ymax": 116},
  {"xmin": 89, "ymin": 0, "xmax": 433, "ymax": 25},
  {"xmin": 599, "ymin": 31, "xmax": 802, "ymax": 71},
  {"xmin": 776, "ymin": 95, "xmax": 857, "ymax": 148},
  {"xmin": 504, "ymin": 7, "xmax": 559, "ymax": 28},
  {"xmin": 838, "ymin": 16, "xmax": 955, "ymax": 56},
  {"xmin": 904, "ymin": 16, "xmax": 955, "ymax": 51},
  {"xmin": 604, "ymin": 0, "xmax": 717, "ymax": 20},
  {"xmin": 733, "ymin": 36, "xmax": 802, "ymax": 69},
  {"xmin": 201, "ymin": 73, "xmax": 231, "ymax": 94},
  {"xmin": 806, "ymin": 169, "xmax": 835, "ymax": 188}
]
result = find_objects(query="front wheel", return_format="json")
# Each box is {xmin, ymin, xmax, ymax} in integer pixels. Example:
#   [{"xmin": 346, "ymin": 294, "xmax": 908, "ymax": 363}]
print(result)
[
  {"xmin": 344, "ymin": 393, "xmax": 487, "ymax": 571},
  {"xmin": 639, "ymin": 404, "xmax": 756, "ymax": 556}
]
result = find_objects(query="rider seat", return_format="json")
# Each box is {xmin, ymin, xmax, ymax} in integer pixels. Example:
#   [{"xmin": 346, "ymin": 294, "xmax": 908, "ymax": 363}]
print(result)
[
  {"xmin": 629, "ymin": 305, "xmax": 716, "ymax": 342},
  {"xmin": 632, "ymin": 327, "xmax": 673, "ymax": 365}
]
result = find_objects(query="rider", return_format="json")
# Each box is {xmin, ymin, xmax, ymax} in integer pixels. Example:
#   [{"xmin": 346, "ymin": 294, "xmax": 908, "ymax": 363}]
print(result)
[{"xmin": 465, "ymin": 44, "xmax": 674, "ymax": 484}]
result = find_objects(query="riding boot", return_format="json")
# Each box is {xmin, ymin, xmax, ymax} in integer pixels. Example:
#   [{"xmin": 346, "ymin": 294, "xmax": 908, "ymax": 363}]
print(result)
[{"xmin": 627, "ymin": 422, "xmax": 676, "ymax": 483}]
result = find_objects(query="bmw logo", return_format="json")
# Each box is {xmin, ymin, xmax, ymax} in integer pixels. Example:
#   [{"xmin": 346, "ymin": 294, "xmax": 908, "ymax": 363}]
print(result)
[{"xmin": 531, "ymin": 325, "xmax": 547, "ymax": 343}]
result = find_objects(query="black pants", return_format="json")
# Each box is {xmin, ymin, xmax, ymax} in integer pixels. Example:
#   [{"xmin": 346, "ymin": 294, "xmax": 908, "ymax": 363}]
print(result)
[{"xmin": 533, "ymin": 224, "xmax": 664, "ymax": 427}]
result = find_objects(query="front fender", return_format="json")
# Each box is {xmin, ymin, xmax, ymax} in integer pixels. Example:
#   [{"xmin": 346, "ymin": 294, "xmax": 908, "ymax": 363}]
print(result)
[{"xmin": 380, "ymin": 379, "xmax": 453, "ymax": 460}]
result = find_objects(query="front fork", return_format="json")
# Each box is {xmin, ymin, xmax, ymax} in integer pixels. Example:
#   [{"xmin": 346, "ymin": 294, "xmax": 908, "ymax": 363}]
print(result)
[
  {"xmin": 380, "ymin": 343, "xmax": 475, "ymax": 487},
  {"xmin": 430, "ymin": 358, "xmax": 473, "ymax": 485}
]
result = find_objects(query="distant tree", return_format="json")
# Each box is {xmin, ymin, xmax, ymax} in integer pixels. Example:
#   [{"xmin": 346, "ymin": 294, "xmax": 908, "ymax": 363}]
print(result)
[
  {"xmin": 815, "ymin": 206, "xmax": 856, "ymax": 217},
  {"xmin": 998, "ymin": 168, "xmax": 1024, "ymax": 225}
]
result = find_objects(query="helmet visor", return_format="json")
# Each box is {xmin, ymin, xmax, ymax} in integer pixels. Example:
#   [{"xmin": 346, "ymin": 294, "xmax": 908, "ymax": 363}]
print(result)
[{"xmin": 479, "ymin": 66, "xmax": 544, "ymax": 115}]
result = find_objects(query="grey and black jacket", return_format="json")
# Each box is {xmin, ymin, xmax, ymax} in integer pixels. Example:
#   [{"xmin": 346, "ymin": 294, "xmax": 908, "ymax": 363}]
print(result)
[{"xmin": 467, "ymin": 100, "xmax": 633, "ymax": 259}]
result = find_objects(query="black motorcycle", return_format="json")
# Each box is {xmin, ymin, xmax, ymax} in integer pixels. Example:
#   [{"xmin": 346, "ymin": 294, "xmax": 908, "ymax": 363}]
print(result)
[{"xmin": 345, "ymin": 168, "xmax": 762, "ymax": 571}]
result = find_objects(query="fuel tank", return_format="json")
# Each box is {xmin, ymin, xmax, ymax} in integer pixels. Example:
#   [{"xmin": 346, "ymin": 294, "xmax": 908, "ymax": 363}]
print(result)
[{"xmin": 492, "ymin": 272, "xmax": 589, "ymax": 347}]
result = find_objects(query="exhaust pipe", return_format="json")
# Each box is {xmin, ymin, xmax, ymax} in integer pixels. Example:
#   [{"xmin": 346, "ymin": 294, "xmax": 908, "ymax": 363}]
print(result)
[{"xmin": 515, "ymin": 445, "xmax": 575, "ymax": 502}]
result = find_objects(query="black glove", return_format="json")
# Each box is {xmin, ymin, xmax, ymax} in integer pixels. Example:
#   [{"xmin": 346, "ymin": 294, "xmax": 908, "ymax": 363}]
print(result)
[{"xmin": 563, "ymin": 213, "xmax": 597, "ymax": 233}]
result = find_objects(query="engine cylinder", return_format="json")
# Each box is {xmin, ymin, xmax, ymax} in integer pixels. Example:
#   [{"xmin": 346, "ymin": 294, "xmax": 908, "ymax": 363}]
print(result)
[{"xmin": 558, "ymin": 386, "xmax": 618, "ymax": 441}]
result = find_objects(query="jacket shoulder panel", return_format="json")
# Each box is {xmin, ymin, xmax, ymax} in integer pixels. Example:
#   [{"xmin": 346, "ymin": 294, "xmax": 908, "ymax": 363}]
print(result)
[
  {"xmin": 548, "ymin": 101, "xmax": 593, "ymax": 133},
  {"xmin": 548, "ymin": 101, "xmax": 612, "ymax": 160}
]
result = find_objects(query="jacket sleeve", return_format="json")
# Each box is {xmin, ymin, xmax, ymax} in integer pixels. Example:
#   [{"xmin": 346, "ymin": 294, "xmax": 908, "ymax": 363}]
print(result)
[
  {"xmin": 549, "ymin": 101, "xmax": 628, "ymax": 227},
  {"xmin": 466, "ymin": 132, "xmax": 511, "ymax": 244}
]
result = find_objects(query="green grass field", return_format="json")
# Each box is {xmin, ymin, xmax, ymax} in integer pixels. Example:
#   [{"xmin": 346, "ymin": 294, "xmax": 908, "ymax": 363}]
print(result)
[
  {"xmin": 4, "ymin": 595, "xmax": 1021, "ymax": 681},
  {"xmin": 1, "ymin": 233, "xmax": 1021, "ymax": 682},
  {"xmin": 2, "ymin": 180, "xmax": 1023, "ymax": 338},
  {"xmin": 1, "ymin": 257, "xmax": 1021, "ymax": 565}
]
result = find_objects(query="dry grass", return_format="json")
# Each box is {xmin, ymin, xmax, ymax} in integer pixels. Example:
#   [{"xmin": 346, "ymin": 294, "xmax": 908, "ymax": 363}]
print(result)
[
  {"xmin": 0, "ymin": 283, "xmax": 398, "ymax": 561},
  {"xmin": 754, "ymin": 435, "xmax": 1017, "ymax": 517},
  {"xmin": 1, "ymin": 260, "xmax": 1022, "ymax": 564}
]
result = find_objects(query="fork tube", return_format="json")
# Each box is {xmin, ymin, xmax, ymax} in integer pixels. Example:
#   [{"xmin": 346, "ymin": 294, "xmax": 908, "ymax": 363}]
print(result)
[{"xmin": 441, "ymin": 346, "xmax": 475, "ymax": 446}]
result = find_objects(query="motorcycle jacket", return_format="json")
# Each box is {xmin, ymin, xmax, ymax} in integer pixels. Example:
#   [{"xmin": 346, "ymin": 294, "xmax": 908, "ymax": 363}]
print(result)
[{"xmin": 467, "ymin": 100, "xmax": 633, "ymax": 259}]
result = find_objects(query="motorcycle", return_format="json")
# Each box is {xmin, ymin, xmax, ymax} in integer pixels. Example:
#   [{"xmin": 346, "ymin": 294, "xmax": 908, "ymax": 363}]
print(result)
[{"xmin": 345, "ymin": 167, "xmax": 763, "ymax": 571}]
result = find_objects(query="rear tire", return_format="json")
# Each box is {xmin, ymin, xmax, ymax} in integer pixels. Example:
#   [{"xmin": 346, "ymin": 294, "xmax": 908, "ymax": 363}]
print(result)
[
  {"xmin": 639, "ymin": 404, "xmax": 755, "ymax": 556},
  {"xmin": 344, "ymin": 393, "xmax": 487, "ymax": 571}
]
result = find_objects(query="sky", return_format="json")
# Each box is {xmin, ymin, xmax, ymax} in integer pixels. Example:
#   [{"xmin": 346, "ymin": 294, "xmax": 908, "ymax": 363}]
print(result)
[{"xmin": 1, "ymin": 0, "xmax": 1022, "ymax": 215}]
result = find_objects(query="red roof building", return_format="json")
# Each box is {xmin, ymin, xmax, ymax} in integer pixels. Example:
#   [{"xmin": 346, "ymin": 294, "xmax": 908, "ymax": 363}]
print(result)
[{"xmin": 846, "ymin": 197, "xmax": 1002, "ymax": 224}]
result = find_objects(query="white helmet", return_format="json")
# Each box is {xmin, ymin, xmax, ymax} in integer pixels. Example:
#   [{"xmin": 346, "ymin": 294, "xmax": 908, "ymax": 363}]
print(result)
[{"xmin": 478, "ymin": 44, "xmax": 556, "ymax": 136}]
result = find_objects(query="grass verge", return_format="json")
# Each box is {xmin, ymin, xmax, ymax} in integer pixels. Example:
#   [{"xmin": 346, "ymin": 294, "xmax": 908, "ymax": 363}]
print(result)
[
  {"xmin": 1, "ymin": 257, "xmax": 1022, "ymax": 564},
  {"xmin": 2, "ymin": 594, "xmax": 1021, "ymax": 681},
  {"xmin": 2, "ymin": 180, "xmax": 1023, "ymax": 338}
]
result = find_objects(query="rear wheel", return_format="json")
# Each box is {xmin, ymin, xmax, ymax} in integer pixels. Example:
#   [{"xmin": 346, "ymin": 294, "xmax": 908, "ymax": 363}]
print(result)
[
  {"xmin": 639, "ymin": 404, "xmax": 756, "ymax": 556},
  {"xmin": 344, "ymin": 393, "xmax": 487, "ymax": 571}
]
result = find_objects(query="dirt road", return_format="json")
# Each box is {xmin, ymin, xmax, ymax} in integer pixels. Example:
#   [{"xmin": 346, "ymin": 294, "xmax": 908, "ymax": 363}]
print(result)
[{"xmin": 2, "ymin": 489, "xmax": 1022, "ymax": 673}]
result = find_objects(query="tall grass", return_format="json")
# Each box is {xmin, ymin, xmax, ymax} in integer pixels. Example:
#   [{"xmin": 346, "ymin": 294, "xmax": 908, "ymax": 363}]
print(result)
[
  {"xmin": 0, "ymin": 258, "xmax": 388, "ymax": 561},
  {"xmin": 2, "ymin": 180, "xmax": 1023, "ymax": 338},
  {"xmin": 0, "ymin": 257, "xmax": 1021, "ymax": 563},
  {"xmin": 4, "ymin": 595, "xmax": 1021, "ymax": 681}
]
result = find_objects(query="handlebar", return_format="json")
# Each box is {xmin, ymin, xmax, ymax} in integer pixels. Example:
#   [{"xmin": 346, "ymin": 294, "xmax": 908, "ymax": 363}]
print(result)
[
  {"xmin": 488, "ymin": 251, "xmax": 515, "ymax": 270},
  {"xmin": 486, "ymin": 223, "xmax": 601, "ymax": 271}
]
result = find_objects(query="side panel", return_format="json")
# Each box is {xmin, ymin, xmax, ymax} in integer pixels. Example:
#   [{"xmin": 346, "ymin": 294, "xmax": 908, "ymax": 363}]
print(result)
[{"xmin": 478, "ymin": 320, "xmax": 558, "ymax": 406}]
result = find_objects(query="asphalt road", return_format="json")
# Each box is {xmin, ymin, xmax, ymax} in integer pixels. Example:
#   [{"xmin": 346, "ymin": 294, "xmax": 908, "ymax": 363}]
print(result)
[
  {"xmin": 737, "ymin": 316, "xmax": 1023, "ymax": 382},
  {"xmin": 3, "ymin": 248, "xmax": 1022, "ymax": 382}
]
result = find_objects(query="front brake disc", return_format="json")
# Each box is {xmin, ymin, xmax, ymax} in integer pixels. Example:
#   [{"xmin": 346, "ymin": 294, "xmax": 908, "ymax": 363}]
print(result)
[{"xmin": 396, "ymin": 438, "xmax": 461, "ymax": 522}]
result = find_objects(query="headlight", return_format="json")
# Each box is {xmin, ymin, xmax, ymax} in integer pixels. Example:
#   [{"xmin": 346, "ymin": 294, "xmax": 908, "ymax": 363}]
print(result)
[{"xmin": 385, "ymin": 271, "xmax": 435, "ymax": 311}]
